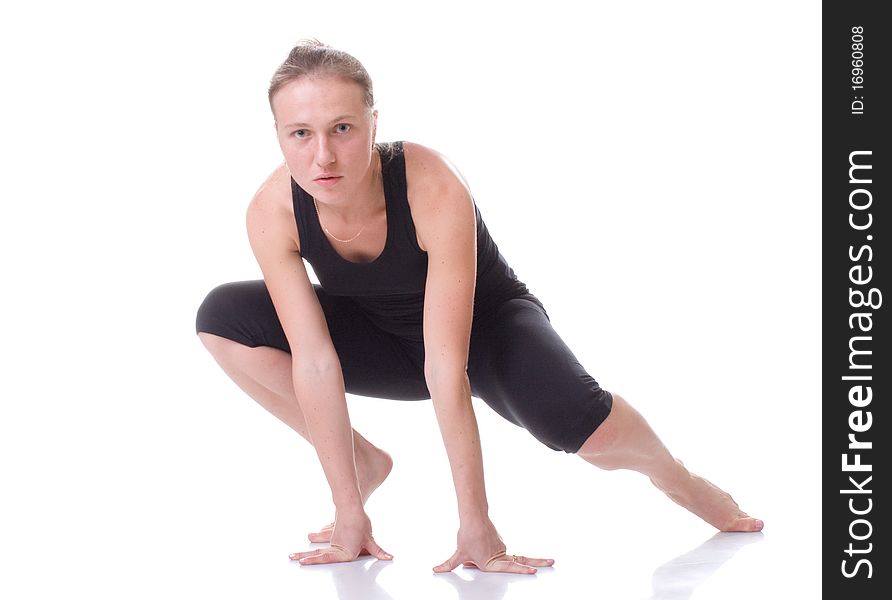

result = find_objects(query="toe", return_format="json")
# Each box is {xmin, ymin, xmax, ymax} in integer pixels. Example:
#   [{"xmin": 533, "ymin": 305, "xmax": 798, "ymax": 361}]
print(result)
[{"xmin": 724, "ymin": 516, "xmax": 764, "ymax": 532}]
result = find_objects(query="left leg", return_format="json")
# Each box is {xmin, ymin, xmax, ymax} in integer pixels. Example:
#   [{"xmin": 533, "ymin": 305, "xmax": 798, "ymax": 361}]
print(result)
[{"xmin": 468, "ymin": 298, "xmax": 762, "ymax": 532}]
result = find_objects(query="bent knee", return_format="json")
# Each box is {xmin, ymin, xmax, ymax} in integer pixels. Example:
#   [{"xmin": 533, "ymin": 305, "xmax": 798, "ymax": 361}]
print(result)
[
  {"xmin": 195, "ymin": 281, "xmax": 253, "ymax": 334},
  {"xmin": 194, "ymin": 280, "xmax": 288, "ymax": 351},
  {"xmin": 197, "ymin": 331, "xmax": 233, "ymax": 353},
  {"xmin": 196, "ymin": 332, "xmax": 254, "ymax": 368}
]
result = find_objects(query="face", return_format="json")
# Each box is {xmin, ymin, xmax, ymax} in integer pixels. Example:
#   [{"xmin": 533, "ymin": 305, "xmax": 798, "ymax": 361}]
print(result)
[{"xmin": 272, "ymin": 75, "xmax": 378, "ymax": 203}]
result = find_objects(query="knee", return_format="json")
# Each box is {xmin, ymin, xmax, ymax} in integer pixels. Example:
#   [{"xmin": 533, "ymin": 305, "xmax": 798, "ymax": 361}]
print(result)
[
  {"xmin": 576, "ymin": 391, "xmax": 625, "ymax": 460},
  {"xmin": 514, "ymin": 387, "xmax": 616, "ymax": 455},
  {"xmin": 197, "ymin": 331, "xmax": 229, "ymax": 354},
  {"xmin": 196, "ymin": 331, "xmax": 242, "ymax": 365},
  {"xmin": 195, "ymin": 283, "xmax": 253, "ymax": 352},
  {"xmin": 195, "ymin": 282, "xmax": 242, "ymax": 333}
]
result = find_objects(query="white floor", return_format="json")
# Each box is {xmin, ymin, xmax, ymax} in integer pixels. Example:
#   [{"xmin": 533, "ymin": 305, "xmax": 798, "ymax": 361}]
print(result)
[{"xmin": 1, "ymin": 337, "xmax": 821, "ymax": 599}]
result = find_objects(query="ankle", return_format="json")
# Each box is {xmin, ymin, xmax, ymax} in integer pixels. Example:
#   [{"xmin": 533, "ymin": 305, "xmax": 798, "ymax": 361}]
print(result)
[{"xmin": 352, "ymin": 433, "xmax": 388, "ymax": 473}]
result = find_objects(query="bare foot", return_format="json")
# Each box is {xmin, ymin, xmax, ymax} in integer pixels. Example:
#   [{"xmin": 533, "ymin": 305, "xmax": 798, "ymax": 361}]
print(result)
[
  {"xmin": 307, "ymin": 445, "xmax": 393, "ymax": 543},
  {"xmin": 651, "ymin": 460, "xmax": 764, "ymax": 532}
]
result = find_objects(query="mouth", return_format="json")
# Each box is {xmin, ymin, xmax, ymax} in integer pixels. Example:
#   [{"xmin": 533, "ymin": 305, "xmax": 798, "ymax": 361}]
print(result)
[{"xmin": 314, "ymin": 175, "xmax": 342, "ymax": 187}]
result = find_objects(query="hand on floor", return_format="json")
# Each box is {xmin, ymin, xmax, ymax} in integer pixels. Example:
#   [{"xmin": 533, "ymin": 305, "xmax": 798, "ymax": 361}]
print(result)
[
  {"xmin": 432, "ymin": 517, "xmax": 553, "ymax": 574},
  {"xmin": 290, "ymin": 509, "xmax": 392, "ymax": 565}
]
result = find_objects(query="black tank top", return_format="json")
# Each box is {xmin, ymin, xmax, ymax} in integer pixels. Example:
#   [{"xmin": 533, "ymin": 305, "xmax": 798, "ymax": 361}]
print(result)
[{"xmin": 291, "ymin": 141, "xmax": 545, "ymax": 342}]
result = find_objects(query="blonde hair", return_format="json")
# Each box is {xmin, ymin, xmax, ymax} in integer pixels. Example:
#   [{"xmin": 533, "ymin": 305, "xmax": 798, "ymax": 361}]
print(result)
[{"xmin": 268, "ymin": 39, "xmax": 374, "ymax": 115}]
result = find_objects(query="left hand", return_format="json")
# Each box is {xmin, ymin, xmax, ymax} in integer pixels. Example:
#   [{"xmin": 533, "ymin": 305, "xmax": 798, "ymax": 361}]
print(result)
[{"xmin": 432, "ymin": 517, "xmax": 554, "ymax": 574}]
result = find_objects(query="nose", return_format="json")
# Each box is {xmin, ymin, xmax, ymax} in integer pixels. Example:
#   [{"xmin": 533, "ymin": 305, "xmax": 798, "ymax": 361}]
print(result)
[{"xmin": 314, "ymin": 138, "xmax": 336, "ymax": 167}]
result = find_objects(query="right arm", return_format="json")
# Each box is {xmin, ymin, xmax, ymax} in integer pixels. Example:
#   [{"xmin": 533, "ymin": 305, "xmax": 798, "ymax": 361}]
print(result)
[{"xmin": 245, "ymin": 168, "xmax": 389, "ymax": 563}]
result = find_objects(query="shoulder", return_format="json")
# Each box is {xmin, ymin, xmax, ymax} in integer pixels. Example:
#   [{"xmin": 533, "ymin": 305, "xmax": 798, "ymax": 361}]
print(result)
[
  {"xmin": 248, "ymin": 161, "xmax": 293, "ymax": 214},
  {"xmin": 403, "ymin": 141, "xmax": 471, "ymax": 199},
  {"xmin": 246, "ymin": 162, "xmax": 300, "ymax": 253},
  {"xmin": 402, "ymin": 142, "xmax": 474, "ymax": 252}
]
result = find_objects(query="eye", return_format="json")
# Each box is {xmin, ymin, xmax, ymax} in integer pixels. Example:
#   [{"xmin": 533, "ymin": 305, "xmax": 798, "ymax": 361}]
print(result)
[
  {"xmin": 335, "ymin": 123, "xmax": 351, "ymax": 133},
  {"xmin": 293, "ymin": 129, "xmax": 308, "ymax": 138}
]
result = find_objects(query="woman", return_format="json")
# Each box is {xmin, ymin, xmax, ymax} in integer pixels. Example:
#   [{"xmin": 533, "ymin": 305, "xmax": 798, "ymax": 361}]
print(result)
[{"xmin": 195, "ymin": 40, "xmax": 763, "ymax": 575}]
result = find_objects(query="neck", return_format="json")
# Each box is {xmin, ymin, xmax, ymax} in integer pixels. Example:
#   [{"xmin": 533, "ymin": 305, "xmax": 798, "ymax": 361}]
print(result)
[{"xmin": 316, "ymin": 149, "xmax": 383, "ymax": 224}]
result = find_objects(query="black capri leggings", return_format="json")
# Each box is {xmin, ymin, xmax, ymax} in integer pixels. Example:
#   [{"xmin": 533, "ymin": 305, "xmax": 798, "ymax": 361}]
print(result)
[{"xmin": 195, "ymin": 280, "xmax": 612, "ymax": 453}]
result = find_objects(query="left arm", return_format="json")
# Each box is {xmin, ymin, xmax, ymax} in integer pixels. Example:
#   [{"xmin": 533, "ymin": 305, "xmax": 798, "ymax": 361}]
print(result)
[
  {"xmin": 411, "ymin": 147, "xmax": 487, "ymax": 524},
  {"xmin": 406, "ymin": 143, "xmax": 550, "ymax": 575}
]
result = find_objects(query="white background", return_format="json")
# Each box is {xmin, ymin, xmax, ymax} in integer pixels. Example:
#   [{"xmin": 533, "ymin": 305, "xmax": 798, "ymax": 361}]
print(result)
[{"xmin": 1, "ymin": 1, "xmax": 820, "ymax": 598}]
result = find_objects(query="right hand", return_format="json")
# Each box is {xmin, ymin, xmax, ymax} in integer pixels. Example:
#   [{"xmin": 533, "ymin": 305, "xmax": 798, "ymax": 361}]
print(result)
[{"xmin": 289, "ymin": 509, "xmax": 393, "ymax": 565}]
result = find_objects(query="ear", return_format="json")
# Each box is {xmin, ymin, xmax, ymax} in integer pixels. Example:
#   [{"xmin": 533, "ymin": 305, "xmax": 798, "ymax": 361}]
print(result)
[{"xmin": 371, "ymin": 110, "xmax": 378, "ymax": 143}]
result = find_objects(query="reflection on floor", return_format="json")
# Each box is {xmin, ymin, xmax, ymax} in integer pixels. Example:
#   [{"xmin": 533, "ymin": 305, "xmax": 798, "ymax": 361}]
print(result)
[{"xmin": 648, "ymin": 532, "xmax": 764, "ymax": 600}]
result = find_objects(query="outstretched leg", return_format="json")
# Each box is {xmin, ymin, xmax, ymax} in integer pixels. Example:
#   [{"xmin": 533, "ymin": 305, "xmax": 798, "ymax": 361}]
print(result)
[
  {"xmin": 577, "ymin": 392, "xmax": 763, "ymax": 532},
  {"xmin": 197, "ymin": 332, "xmax": 393, "ymax": 541}
]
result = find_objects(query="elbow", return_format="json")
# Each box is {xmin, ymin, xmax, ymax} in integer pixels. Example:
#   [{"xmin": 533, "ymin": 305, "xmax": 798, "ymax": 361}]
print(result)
[
  {"xmin": 295, "ymin": 361, "xmax": 339, "ymax": 379},
  {"xmin": 424, "ymin": 359, "xmax": 469, "ymax": 397},
  {"xmin": 293, "ymin": 349, "xmax": 340, "ymax": 379}
]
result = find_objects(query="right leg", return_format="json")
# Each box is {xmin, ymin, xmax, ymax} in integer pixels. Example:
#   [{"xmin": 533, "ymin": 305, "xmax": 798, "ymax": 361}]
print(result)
[
  {"xmin": 197, "ymin": 332, "xmax": 393, "ymax": 542},
  {"xmin": 195, "ymin": 281, "xmax": 429, "ymax": 541}
]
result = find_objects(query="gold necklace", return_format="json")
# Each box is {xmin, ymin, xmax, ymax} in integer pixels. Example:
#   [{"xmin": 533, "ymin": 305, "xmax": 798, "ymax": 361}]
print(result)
[{"xmin": 313, "ymin": 196, "xmax": 366, "ymax": 243}]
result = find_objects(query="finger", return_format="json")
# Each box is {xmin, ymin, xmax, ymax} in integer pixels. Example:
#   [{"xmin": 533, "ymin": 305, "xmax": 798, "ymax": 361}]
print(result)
[
  {"xmin": 290, "ymin": 549, "xmax": 324, "ymax": 561},
  {"xmin": 432, "ymin": 551, "xmax": 461, "ymax": 573},
  {"xmin": 484, "ymin": 555, "xmax": 536, "ymax": 574},
  {"xmin": 512, "ymin": 555, "xmax": 555, "ymax": 567},
  {"xmin": 298, "ymin": 552, "xmax": 345, "ymax": 566},
  {"xmin": 487, "ymin": 560, "xmax": 537, "ymax": 575},
  {"xmin": 461, "ymin": 561, "xmax": 478, "ymax": 569},
  {"xmin": 363, "ymin": 538, "xmax": 394, "ymax": 561},
  {"xmin": 298, "ymin": 547, "xmax": 351, "ymax": 566},
  {"xmin": 289, "ymin": 544, "xmax": 349, "ymax": 561}
]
